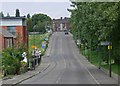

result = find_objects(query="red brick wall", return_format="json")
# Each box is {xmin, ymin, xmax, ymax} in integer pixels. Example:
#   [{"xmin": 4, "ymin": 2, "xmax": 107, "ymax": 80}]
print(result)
[
  {"xmin": 0, "ymin": 34, "xmax": 5, "ymax": 52},
  {"xmin": 16, "ymin": 26, "xmax": 23, "ymax": 43},
  {"xmin": 23, "ymin": 26, "xmax": 28, "ymax": 47},
  {"xmin": 16, "ymin": 26, "xmax": 28, "ymax": 47}
]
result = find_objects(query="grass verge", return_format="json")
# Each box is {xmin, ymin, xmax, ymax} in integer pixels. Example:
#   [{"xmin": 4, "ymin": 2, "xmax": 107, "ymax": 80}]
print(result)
[
  {"xmin": 82, "ymin": 48, "xmax": 120, "ymax": 75},
  {"xmin": 29, "ymin": 33, "xmax": 51, "ymax": 55}
]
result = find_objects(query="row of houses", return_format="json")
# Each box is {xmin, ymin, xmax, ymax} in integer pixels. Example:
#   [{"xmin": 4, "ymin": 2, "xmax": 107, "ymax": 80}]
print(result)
[
  {"xmin": 0, "ymin": 16, "xmax": 71, "ymax": 52},
  {"xmin": 0, "ymin": 16, "xmax": 28, "ymax": 52},
  {"xmin": 52, "ymin": 17, "xmax": 71, "ymax": 31}
]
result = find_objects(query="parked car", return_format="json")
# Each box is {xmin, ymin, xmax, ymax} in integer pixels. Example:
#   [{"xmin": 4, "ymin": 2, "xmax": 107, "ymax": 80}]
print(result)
[{"xmin": 65, "ymin": 31, "xmax": 69, "ymax": 35}]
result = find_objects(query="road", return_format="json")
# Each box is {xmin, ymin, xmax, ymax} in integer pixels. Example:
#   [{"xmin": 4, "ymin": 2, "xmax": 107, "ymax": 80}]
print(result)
[{"xmin": 21, "ymin": 32, "xmax": 118, "ymax": 84}]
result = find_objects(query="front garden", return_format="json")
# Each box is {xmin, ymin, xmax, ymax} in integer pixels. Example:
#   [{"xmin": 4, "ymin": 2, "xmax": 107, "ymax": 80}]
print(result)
[{"xmin": 0, "ymin": 32, "xmax": 52, "ymax": 78}]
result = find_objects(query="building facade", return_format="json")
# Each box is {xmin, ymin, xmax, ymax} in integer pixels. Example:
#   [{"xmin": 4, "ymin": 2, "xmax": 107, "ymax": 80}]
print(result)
[
  {"xmin": 52, "ymin": 17, "xmax": 71, "ymax": 31},
  {"xmin": 0, "ymin": 16, "xmax": 28, "ymax": 51}
]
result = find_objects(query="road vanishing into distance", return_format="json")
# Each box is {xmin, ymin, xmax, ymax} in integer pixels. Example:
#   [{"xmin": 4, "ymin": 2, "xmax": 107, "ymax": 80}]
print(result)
[{"xmin": 21, "ymin": 32, "xmax": 118, "ymax": 84}]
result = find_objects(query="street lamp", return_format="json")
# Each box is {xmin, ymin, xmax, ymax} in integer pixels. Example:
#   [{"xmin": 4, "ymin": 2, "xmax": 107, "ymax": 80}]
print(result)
[
  {"xmin": 108, "ymin": 36, "xmax": 112, "ymax": 77},
  {"xmin": 98, "ymin": 44, "xmax": 101, "ymax": 69},
  {"xmin": 33, "ymin": 25, "xmax": 37, "ymax": 70},
  {"xmin": 33, "ymin": 25, "xmax": 38, "ymax": 47},
  {"xmin": 98, "ymin": 32, "xmax": 101, "ymax": 69},
  {"xmin": 108, "ymin": 42, "xmax": 112, "ymax": 77}
]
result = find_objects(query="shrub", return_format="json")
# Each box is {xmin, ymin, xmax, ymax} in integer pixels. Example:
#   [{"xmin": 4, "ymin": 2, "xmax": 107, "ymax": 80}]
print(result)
[
  {"xmin": 2, "ymin": 43, "xmax": 28, "ymax": 76},
  {"xmin": 19, "ymin": 62, "xmax": 27, "ymax": 74}
]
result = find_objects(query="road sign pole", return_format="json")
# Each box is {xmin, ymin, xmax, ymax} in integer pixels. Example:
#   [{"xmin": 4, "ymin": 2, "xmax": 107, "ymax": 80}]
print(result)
[
  {"xmin": 98, "ymin": 45, "xmax": 101, "ymax": 69},
  {"xmin": 109, "ymin": 48, "xmax": 111, "ymax": 77},
  {"xmin": 33, "ymin": 50, "xmax": 35, "ymax": 70},
  {"xmin": 108, "ymin": 43, "xmax": 112, "ymax": 77}
]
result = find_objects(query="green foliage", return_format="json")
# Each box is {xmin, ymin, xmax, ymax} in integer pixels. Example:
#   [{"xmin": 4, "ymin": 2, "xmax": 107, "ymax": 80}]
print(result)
[
  {"xmin": 27, "ymin": 18, "xmax": 33, "ymax": 32},
  {"xmin": 31, "ymin": 13, "xmax": 52, "ymax": 33},
  {"xmin": 27, "ymin": 13, "xmax": 52, "ymax": 33},
  {"xmin": 36, "ymin": 21, "xmax": 46, "ymax": 33},
  {"xmin": 29, "ymin": 33, "xmax": 51, "ymax": 56},
  {"xmin": 70, "ymin": 2, "xmax": 120, "ymax": 63},
  {"xmin": 27, "ymin": 13, "xmax": 30, "ymax": 18},
  {"xmin": 0, "ymin": 12, "xmax": 4, "ymax": 17},
  {"xmin": 2, "ymin": 48, "xmax": 20, "ymax": 75},
  {"xmin": 27, "ymin": 13, "xmax": 33, "ymax": 32},
  {"xmin": 19, "ymin": 62, "xmax": 27, "ymax": 74},
  {"xmin": 2, "ymin": 43, "xmax": 27, "ymax": 75},
  {"xmin": 32, "ymin": 13, "xmax": 51, "ymax": 25}
]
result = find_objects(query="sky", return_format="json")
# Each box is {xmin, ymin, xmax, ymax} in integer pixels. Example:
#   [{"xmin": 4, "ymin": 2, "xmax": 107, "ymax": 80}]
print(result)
[{"xmin": 0, "ymin": 0, "xmax": 72, "ymax": 19}]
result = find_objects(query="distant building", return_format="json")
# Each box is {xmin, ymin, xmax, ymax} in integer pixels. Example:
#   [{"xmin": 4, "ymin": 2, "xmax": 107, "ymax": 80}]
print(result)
[
  {"xmin": 0, "ymin": 16, "xmax": 28, "ymax": 51},
  {"xmin": 52, "ymin": 17, "xmax": 71, "ymax": 31}
]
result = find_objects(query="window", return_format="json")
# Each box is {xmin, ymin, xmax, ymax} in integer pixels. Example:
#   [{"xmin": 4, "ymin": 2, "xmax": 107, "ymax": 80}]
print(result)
[
  {"xmin": 5, "ymin": 38, "xmax": 13, "ymax": 48},
  {"xmin": 7, "ymin": 26, "xmax": 16, "ymax": 36}
]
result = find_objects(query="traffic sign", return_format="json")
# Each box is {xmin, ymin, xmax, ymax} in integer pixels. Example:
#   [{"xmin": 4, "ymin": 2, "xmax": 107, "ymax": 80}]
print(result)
[
  {"xmin": 45, "ymin": 38, "xmax": 48, "ymax": 41},
  {"xmin": 42, "ymin": 46, "xmax": 44, "ymax": 49},
  {"xmin": 108, "ymin": 45, "xmax": 112, "ymax": 50},
  {"xmin": 100, "ymin": 41, "xmax": 110, "ymax": 46},
  {"xmin": 32, "ymin": 46, "xmax": 37, "ymax": 49},
  {"xmin": 77, "ymin": 39, "xmax": 81, "ymax": 45},
  {"xmin": 42, "ymin": 41, "xmax": 46, "ymax": 49}
]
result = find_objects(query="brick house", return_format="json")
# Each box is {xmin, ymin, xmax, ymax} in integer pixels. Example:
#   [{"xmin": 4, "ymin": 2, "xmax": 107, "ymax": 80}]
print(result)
[
  {"xmin": 52, "ymin": 17, "xmax": 71, "ymax": 31},
  {"xmin": 0, "ymin": 16, "xmax": 28, "ymax": 51}
]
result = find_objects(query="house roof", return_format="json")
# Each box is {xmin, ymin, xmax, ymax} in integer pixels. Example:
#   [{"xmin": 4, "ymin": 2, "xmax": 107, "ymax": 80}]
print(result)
[
  {"xmin": 53, "ymin": 17, "xmax": 70, "ymax": 24},
  {"xmin": 1, "ymin": 16, "xmax": 26, "ymax": 20},
  {"xmin": 0, "ymin": 28, "xmax": 16, "ymax": 38}
]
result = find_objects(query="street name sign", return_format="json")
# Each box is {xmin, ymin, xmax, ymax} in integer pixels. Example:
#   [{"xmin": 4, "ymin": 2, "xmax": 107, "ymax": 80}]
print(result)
[{"xmin": 100, "ymin": 41, "xmax": 110, "ymax": 46}]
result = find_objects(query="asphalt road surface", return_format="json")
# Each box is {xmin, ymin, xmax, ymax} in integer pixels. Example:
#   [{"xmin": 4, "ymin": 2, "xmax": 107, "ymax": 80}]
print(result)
[{"xmin": 21, "ymin": 32, "xmax": 118, "ymax": 84}]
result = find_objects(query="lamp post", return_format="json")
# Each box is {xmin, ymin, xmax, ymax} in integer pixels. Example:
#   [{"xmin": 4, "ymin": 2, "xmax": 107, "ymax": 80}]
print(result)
[
  {"xmin": 98, "ymin": 44, "xmax": 101, "ymax": 69},
  {"xmin": 108, "ymin": 35, "xmax": 112, "ymax": 77},
  {"xmin": 33, "ymin": 25, "xmax": 37, "ymax": 47},
  {"xmin": 108, "ymin": 42, "xmax": 112, "ymax": 77},
  {"xmin": 33, "ymin": 25, "xmax": 37, "ymax": 70},
  {"xmin": 98, "ymin": 32, "xmax": 101, "ymax": 69}
]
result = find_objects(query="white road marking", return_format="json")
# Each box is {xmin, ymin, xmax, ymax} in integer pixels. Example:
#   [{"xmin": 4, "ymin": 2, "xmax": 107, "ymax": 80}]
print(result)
[
  {"xmin": 86, "ymin": 67, "xmax": 100, "ymax": 85},
  {"xmin": 72, "ymin": 40, "xmax": 100, "ymax": 85}
]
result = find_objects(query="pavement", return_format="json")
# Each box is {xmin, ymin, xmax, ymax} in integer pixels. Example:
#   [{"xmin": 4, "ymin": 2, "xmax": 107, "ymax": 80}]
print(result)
[{"xmin": 2, "ymin": 63, "xmax": 50, "ymax": 85}]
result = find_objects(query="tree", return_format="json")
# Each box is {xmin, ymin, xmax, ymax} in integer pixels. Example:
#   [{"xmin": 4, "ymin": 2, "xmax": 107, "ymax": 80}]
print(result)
[
  {"xmin": 15, "ymin": 9, "xmax": 20, "ymax": 17},
  {"xmin": 69, "ymin": 1, "xmax": 119, "ymax": 63},
  {"xmin": 31, "ymin": 13, "xmax": 52, "ymax": 33},
  {"xmin": 2, "ymin": 43, "xmax": 27, "ymax": 75},
  {"xmin": 0, "ymin": 12, "xmax": 4, "ymax": 17},
  {"xmin": 27, "ymin": 18, "xmax": 33, "ymax": 32},
  {"xmin": 27, "ymin": 14, "xmax": 30, "ymax": 19},
  {"xmin": 36, "ymin": 21, "xmax": 46, "ymax": 33}
]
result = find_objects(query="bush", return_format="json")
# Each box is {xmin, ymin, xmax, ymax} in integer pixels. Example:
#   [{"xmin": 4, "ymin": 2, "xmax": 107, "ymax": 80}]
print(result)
[
  {"xmin": 19, "ymin": 62, "xmax": 27, "ymax": 74},
  {"xmin": 6, "ymin": 66, "xmax": 16, "ymax": 75},
  {"xmin": 2, "ymin": 43, "xmax": 27, "ymax": 76}
]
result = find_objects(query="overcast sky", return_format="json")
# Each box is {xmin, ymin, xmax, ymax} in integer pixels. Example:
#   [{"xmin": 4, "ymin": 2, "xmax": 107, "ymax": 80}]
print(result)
[{"xmin": 0, "ymin": 0, "xmax": 71, "ymax": 19}]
